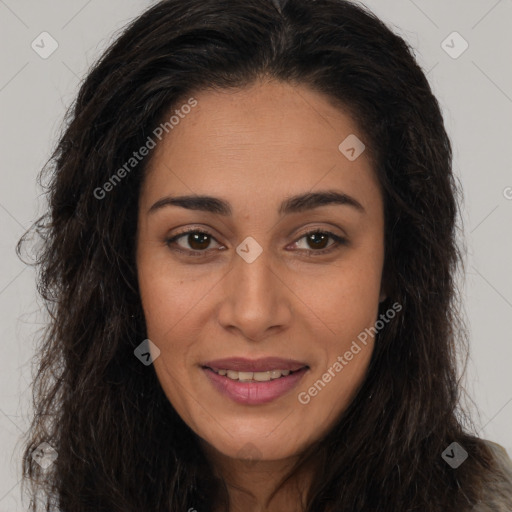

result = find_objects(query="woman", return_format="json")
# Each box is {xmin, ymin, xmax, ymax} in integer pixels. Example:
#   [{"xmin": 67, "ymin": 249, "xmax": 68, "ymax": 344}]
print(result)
[{"xmin": 18, "ymin": 0, "xmax": 512, "ymax": 510}]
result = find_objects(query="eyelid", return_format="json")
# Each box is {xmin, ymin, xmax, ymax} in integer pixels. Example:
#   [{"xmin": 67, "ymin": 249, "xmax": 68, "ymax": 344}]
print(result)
[
  {"xmin": 165, "ymin": 226, "xmax": 348, "ymax": 257},
  {"xmin": 289, "ymin": 230, "xmax": 347, "ymax": 255},
  {"xmin": 165, "ymin": 227, "xmax": 224, "ymax": 257}
]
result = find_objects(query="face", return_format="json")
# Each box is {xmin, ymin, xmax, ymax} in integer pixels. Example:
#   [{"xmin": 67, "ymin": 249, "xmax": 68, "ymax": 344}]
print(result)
[{"xmin": 136, "ymin": 80, "xmax": 386, "ymax": 465}]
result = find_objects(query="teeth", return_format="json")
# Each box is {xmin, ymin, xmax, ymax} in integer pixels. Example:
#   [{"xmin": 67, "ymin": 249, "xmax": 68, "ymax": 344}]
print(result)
[{"xmin": 214, "ymin": 369, "xmax": 293, "ymax": 381}]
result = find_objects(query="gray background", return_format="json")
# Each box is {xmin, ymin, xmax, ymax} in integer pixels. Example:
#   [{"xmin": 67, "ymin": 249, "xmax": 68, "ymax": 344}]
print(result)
[{"xmin": 1, "ymin": 0, "xmax": 511, "ymax": 509}]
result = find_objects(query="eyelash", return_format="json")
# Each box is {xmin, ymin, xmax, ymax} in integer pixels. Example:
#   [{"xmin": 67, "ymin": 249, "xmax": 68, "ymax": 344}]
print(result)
[{"xmin": 164, "ymin": 228, "xmax": 348, "ymax": 258}]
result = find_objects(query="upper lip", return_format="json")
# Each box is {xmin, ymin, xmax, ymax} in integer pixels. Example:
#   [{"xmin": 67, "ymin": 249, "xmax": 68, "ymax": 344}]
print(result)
[{"xmin": 202, "ymin": 357, "xmax": 309, "ymax": 372}]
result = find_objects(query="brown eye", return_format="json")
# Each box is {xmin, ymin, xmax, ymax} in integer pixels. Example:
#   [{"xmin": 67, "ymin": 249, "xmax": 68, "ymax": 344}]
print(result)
[
  {"xmin": 165, "ymin": 229, "xmax": 222, "ymax": 256},
  {"xmin": 293, "ymin": 230, "xmax": 348, "ymax": 256},
  {"xmin": 305, "ymin": 232, "xmax": 330, "ymax": 250},
  {"xmin": 183, "ymin": 232, "xmax": 212, "ymax": 251},
  {"xmin": 165, "ymin": 228, "xmax": 347, "ymax": 258}
]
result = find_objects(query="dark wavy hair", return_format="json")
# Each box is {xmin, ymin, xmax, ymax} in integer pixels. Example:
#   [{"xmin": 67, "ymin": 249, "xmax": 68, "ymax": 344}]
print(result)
[{"xmin": 17, "ymin": 0, "xmax": 502, "ymax": 510}]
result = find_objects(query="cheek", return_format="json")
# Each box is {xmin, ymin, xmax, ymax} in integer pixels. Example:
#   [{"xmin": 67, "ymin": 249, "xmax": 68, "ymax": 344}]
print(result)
[
  {"xmin": 138, "ymin": 269, "xmax": 199, "ymax": 417},
  {"xmin": 291, "ymin": 251, "xmax": 382, "ymax": 415},
  {"xmin": 292, "ymin": 251, "xmax": 383, "ymax": 334},
  {"xmin": 137, "ymin": 250, "xmax": 202, "ymax": 338},
  {"xmin": 136, "ymin": 259, "xmax": 196, "ymax": 392}
]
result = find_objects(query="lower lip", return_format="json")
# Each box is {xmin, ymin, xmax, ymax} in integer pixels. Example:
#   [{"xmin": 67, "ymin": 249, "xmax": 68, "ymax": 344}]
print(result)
[{"xmin": 202, "ymin": 367, "xmax": 309, "ymax": 405}]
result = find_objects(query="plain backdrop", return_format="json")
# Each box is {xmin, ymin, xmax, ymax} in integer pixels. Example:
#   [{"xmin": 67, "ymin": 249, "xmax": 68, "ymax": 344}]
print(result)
[{"xmin": 1, "ymin": 0, "xmax": 511, "ymax": 509}]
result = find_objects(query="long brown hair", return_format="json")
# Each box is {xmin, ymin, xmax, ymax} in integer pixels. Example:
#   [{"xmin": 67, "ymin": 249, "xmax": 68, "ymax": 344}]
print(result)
[{"xmin": 17, "ymin": 0, "xmax": 502, "ymax": 510}]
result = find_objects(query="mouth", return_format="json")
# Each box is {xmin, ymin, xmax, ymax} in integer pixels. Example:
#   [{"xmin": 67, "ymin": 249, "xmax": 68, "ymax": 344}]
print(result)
[
  {"xmin": 202, "ymin": 367, "xmax": 307, "ymax": 382},
  {"xmin": 200, "ymin": 356, "xmax": 308, "ymax": 374},
  {"xmin": 200, "ymin": 357, "xmax": 310, "ymax": 405}
]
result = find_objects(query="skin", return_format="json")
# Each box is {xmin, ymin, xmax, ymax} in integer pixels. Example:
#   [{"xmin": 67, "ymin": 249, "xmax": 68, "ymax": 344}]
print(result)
[{"xmin": 136, "ymin": 79, "xmax": 386, "ymax": 512}]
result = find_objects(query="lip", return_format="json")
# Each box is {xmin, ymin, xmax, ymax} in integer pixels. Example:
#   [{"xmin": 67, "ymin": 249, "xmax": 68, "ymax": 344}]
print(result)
[
  {"xmin": 202, "ymin": 366, "xmax": 309, "ymax": 405},
  {"xmin": 201, "ymin": 357, "xmax": 308, "ymax": 373}
]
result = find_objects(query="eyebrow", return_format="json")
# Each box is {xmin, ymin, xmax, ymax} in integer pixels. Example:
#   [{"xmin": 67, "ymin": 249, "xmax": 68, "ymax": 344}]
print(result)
[{"xmin": 147, "ymin": 189, "xmax": 365, "ymax": 216}]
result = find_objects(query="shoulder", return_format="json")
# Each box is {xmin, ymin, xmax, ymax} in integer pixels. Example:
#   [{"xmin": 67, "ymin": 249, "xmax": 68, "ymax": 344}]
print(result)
[{"xmin": 472, "ymin": 439, "xmax": 512, "ymax": 511}]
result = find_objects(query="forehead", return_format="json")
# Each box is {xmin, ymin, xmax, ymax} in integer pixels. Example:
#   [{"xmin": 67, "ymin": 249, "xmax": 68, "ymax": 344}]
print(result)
[{"xmin": 141, "ymin": 80, "xmax": 381, "ymax": 214}]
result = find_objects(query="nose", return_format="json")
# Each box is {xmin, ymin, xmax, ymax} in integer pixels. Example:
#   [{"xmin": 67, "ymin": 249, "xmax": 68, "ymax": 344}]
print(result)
[{"xmin": 216, "ymin": 243, "xmax": 292, "ymax": 342}]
